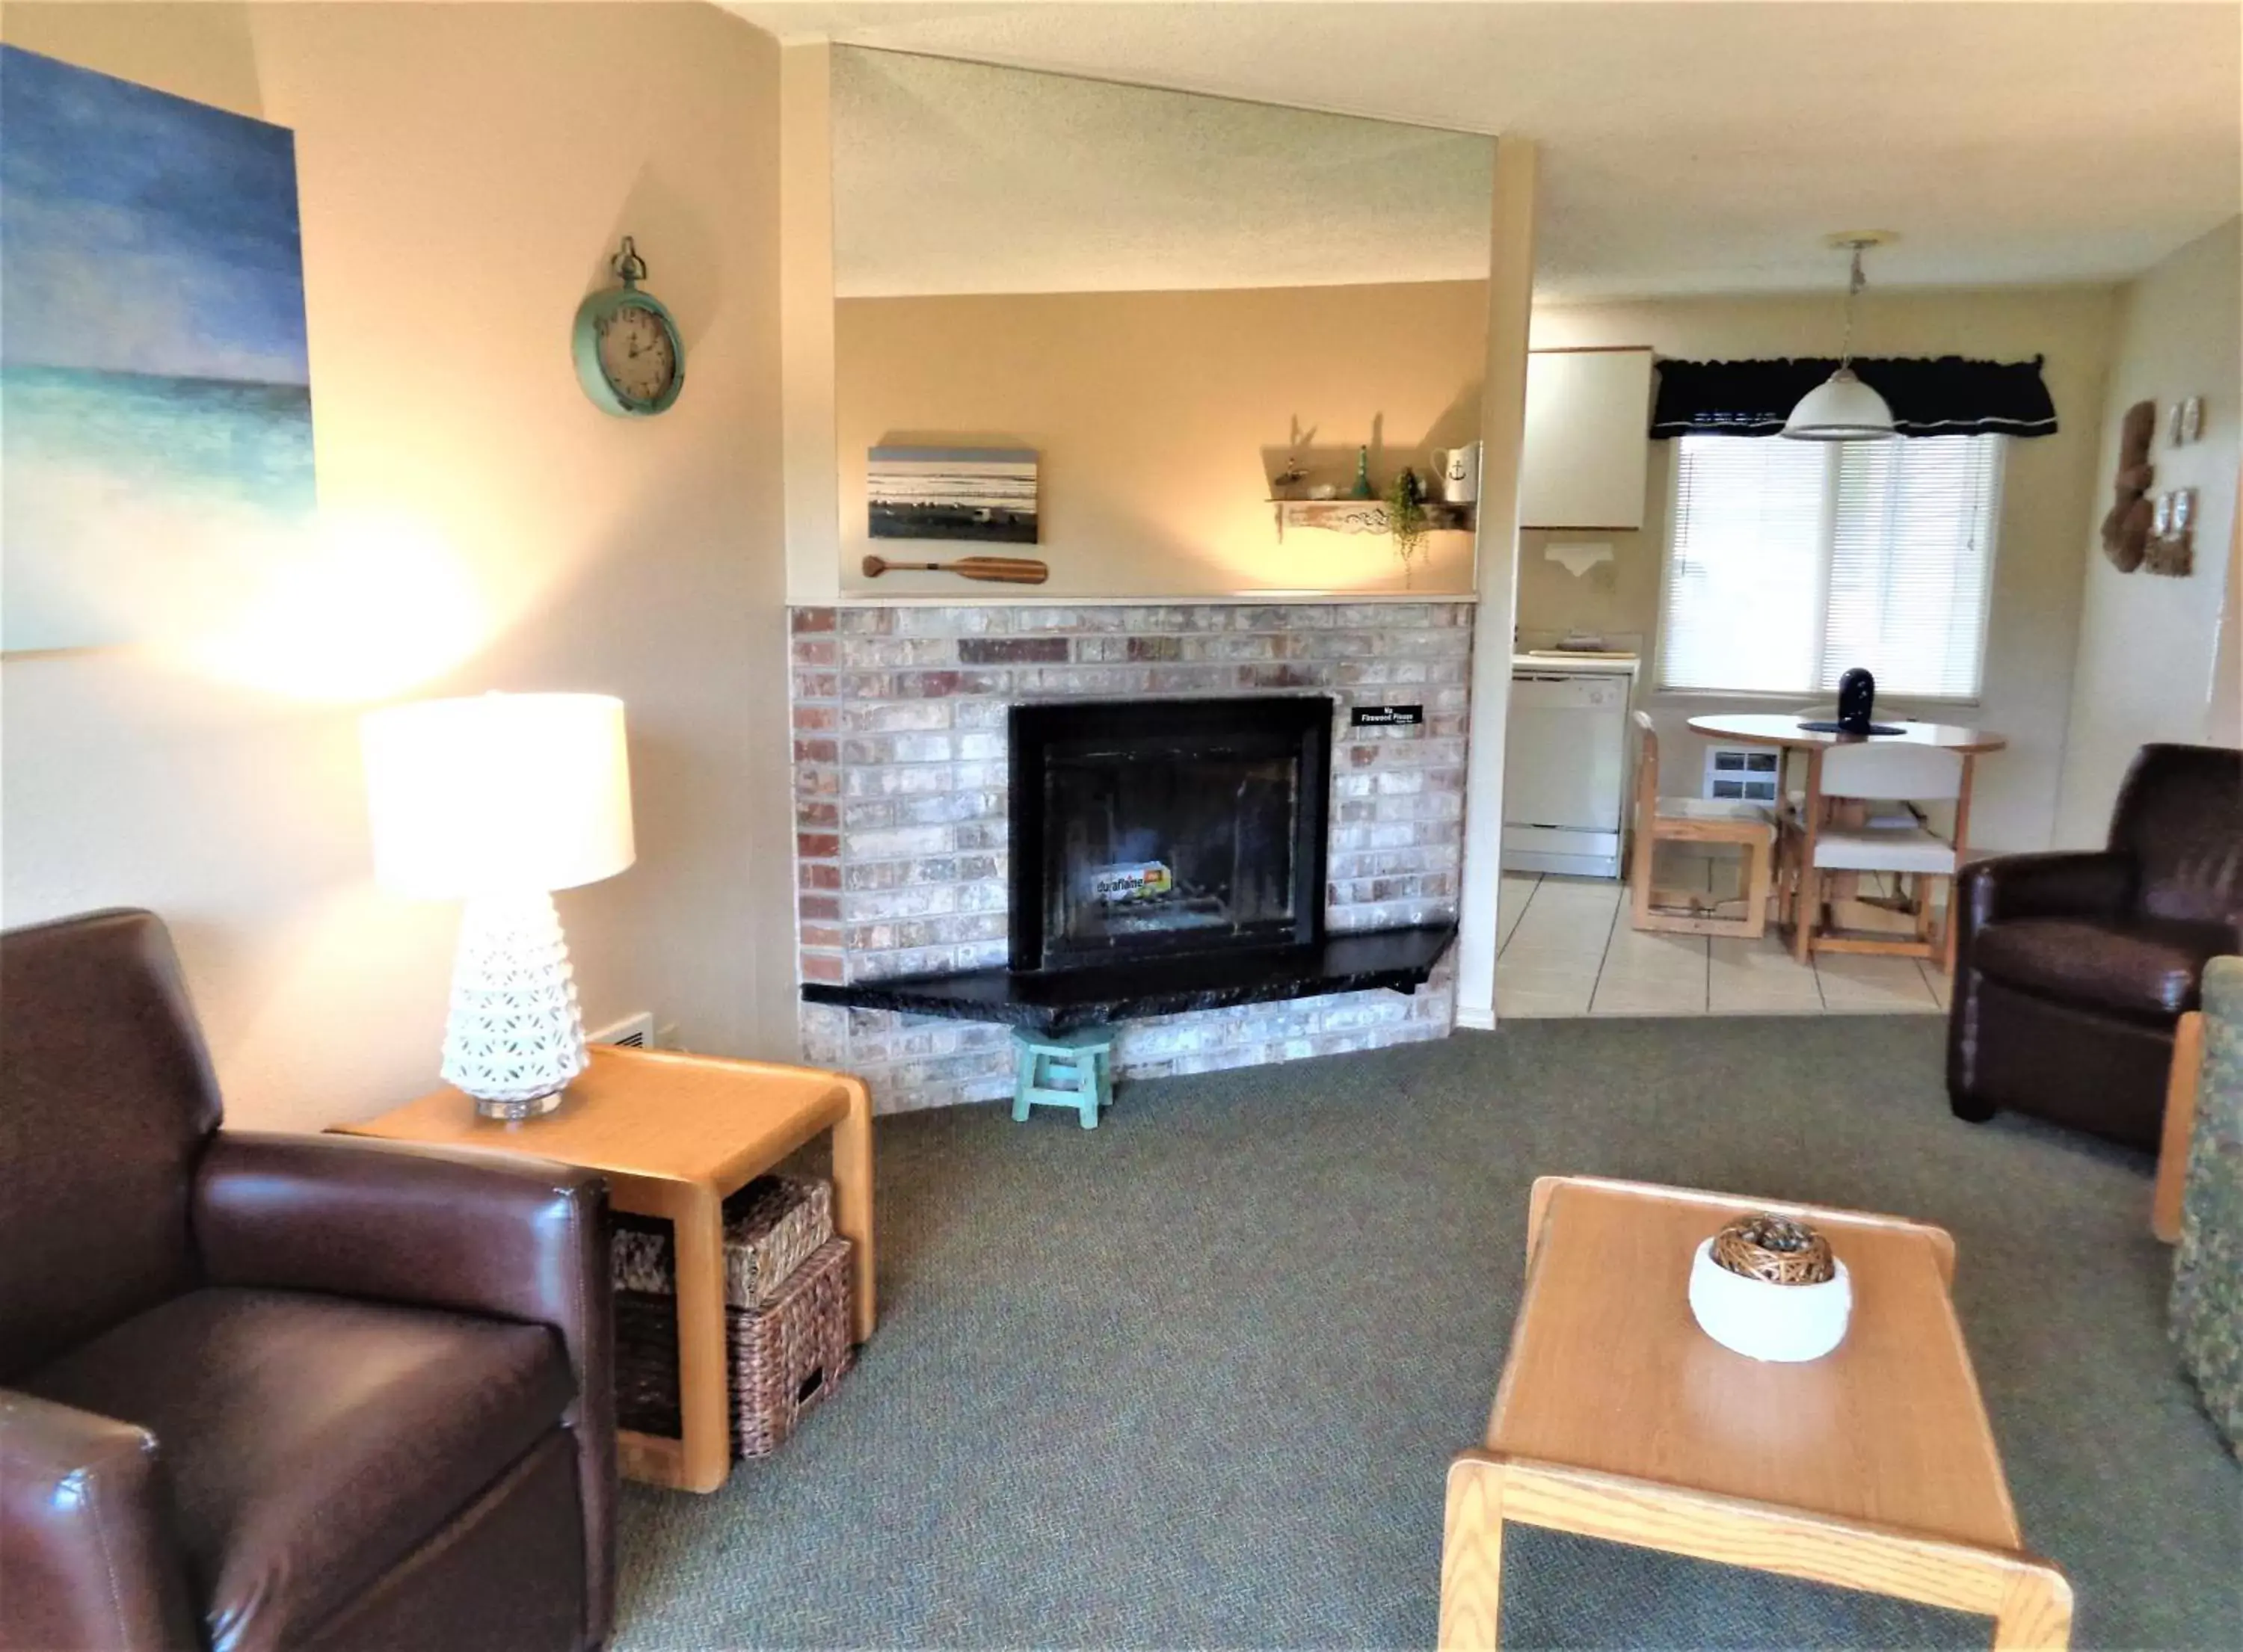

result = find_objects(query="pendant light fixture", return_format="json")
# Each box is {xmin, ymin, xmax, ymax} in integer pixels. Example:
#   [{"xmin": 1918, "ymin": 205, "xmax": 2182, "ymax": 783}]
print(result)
[{"xmin": 1783, "ymin": 232, "xmax": 1898, "ymax": 440}]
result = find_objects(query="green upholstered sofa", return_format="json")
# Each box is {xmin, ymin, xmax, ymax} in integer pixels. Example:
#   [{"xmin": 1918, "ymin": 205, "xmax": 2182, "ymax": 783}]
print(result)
[{"xmin": 2171, "ymin": 954, "xmax": 2242, "ymax": 1456}]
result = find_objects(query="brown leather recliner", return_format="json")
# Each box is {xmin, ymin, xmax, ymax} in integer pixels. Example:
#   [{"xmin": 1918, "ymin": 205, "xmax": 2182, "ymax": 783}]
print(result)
[
  {"xmin": 0, "ymin": 910, "xmax": 616, "ymax": 1652},
  {"xmin": 1948, "ymin": 743, "xmax": 2243, "ymax": 1149}
]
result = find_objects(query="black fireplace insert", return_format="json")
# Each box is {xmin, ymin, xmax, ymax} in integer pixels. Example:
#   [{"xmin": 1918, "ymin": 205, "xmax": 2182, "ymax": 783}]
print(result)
[{"xmin": 1009, "ymin": 696, "xmax": 1332, "ymax": 973}]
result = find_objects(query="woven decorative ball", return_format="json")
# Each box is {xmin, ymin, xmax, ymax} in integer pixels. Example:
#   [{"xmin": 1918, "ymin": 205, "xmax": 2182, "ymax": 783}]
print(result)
[
  {"xmin": 1710, "ymin": 1214, "xmax": 1836, "ymax": 1286},
  {"xmin": 1689, "ymin": 1213, "xmax": 1852, "ymax": 1363}
]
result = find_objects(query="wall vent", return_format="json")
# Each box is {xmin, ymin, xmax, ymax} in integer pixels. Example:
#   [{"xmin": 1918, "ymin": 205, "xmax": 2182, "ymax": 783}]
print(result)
[
  {"xmin": 1702, "ymin": 745, "xmax": 1780, "ymax": 804},
  {"xmin": 587, "ymin": 1011, "xmax": 656, "ymax": 1050}
]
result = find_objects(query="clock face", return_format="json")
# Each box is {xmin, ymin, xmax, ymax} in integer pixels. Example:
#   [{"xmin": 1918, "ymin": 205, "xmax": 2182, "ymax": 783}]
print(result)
[{"xmin": 596, "ymin": 302, "xmax": 678, "ymax": 407}]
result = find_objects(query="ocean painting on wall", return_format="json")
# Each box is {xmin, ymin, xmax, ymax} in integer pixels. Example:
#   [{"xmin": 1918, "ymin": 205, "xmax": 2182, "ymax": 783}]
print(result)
[
  {"xmin": 1, "ymin": 46, "xmax": 316, "ymax": 652},
  {"xmin": 867, "ymin": 447, "xmax": 1039, "ymax": 544}
]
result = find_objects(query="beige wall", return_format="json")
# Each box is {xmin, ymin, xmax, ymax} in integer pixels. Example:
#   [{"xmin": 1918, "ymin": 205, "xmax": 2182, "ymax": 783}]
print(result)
[
  {"xmin": 1527, "ymin": 284, "xmax": 2120, "ymax": 852},
  {"xmin": 2213, "ymin": 511, "xmax": 2243, "ymax": 749},
  {"xmin": 834, "ymin": 280, "xmax": 1489, "ymax": 598},
  {"xmin": 0, "ymin": 3, "xmax": 797, "ymax": 1129},
  {"xmin": 1456, "ymin": 138, "xmax": 1538, "ymax": 1028},
  {"xmin": 2054, "ymin": 218, "xmax": 2242, "ymax": 844},
  {"xmin": 781, "ymin": 40, "xmax": 841, "ymax": 606}
]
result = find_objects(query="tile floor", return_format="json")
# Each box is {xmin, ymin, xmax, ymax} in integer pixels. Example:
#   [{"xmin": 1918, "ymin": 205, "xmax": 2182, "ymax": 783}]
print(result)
[{"xmin": 1496, "ymin": 854, "xmax": 1949, "ymax": 1019}]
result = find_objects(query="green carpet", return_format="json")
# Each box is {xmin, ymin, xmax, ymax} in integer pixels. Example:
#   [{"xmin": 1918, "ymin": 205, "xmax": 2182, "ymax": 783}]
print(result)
[{"xmin": 614, "ymin": 1017, "xmax": 2241, "ymax": 1650}]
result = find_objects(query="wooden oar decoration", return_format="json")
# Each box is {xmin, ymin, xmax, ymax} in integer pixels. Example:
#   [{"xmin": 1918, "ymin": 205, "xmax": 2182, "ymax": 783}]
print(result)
[{"xmin": 862, "ymin": 554, "xmax": 1047, "ymax": 585}]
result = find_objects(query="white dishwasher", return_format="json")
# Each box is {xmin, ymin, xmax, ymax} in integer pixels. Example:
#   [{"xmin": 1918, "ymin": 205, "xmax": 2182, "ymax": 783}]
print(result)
[{"xmin": 1501, "ymin": 653, "xmax": 1638, "ymax": 878}]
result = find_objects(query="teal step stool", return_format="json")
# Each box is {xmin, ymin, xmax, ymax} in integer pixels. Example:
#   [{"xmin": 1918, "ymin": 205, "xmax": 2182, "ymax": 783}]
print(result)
[{"xmin": 1010, "ymin": 1025, "xmax": 1115, "ymax": 1128}]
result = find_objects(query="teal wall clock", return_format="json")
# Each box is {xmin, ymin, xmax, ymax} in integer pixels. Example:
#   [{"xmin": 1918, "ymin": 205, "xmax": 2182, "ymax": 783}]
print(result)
[{"xmin": 573, "ymin": 237, "xmax": 684, "ymax": 416}]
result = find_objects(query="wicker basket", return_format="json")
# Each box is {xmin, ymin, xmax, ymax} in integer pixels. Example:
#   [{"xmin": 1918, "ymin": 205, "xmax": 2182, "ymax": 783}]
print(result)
[
  {"xmin": 615, "ymin": 1237, "xmax": 855, "ymax": 1459},
  {"xmin": 611, "ymin": 1175, "xmax": 832, "ymax": 1309}
]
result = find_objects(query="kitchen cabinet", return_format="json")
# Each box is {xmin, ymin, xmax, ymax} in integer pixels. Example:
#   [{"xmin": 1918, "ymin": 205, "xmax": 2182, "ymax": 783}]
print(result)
[{"xmin": 1521, "ymin": 346, "xmax": 1655, "ymax": 530}]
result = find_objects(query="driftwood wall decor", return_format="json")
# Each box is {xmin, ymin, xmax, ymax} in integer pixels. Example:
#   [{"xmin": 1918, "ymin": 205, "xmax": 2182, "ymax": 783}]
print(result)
[
  {"xmin": 2144, "ymin": 528, "xmax": 2194, "ymax": 576},
  {"xmin": 2099, "ymin": 398, "xmax": 2157, "ymax": 571},
  {"xmin": 2144, "ymin": 486, "xmax": 2197, "ymax": 577}
]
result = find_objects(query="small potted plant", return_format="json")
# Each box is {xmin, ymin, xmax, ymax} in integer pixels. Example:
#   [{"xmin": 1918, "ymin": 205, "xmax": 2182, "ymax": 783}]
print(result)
[{"xmin": 1385, "ymin": 466, "xmax": 1429, "ymax": 586}]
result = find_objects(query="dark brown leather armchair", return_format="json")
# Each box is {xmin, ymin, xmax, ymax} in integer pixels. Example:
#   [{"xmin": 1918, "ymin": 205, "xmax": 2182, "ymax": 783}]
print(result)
[
  {"xmin": 1949, "ymin": 743, "xmax": 2242, "ymax": 1148},
  {"xmin": 0, "ymin": 910, "xmax": 616, "ymax": 1652}
]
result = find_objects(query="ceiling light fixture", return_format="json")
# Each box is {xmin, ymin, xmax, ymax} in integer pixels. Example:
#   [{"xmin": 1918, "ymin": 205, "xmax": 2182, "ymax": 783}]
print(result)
[{"xmin": 1783, "ymin": 232, "xmax": 1899, "ymax": 441}]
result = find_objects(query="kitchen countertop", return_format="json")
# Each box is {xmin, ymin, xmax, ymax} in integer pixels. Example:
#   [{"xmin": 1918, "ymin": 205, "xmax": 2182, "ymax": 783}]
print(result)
[{"xmin": 1511, "ymin": 650, "xmax": 1640, "ymax": 675}]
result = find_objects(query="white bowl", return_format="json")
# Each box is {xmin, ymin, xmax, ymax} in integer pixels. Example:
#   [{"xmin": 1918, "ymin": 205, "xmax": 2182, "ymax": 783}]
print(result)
[{"xmin": 1687, "ymin": 1237, "xmax": 1852, "ymax": 1363}]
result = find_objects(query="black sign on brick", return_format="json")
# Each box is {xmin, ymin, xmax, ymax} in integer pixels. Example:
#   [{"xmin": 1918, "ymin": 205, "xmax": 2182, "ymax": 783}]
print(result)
[{"xmin": 1350, "ymin": 704, "xmax": 1424, "ymax": 728}]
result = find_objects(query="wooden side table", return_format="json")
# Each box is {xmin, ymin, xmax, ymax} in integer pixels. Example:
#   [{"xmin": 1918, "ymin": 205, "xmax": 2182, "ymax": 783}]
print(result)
[{"xmin": 333, "ymin": 1046, "xmax": 874, "ymax": 1494}]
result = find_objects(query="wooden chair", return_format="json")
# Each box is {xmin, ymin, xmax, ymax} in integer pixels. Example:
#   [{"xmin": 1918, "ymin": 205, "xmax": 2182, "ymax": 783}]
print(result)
[
  {"xmin": 1784, "ymin": 741, "xmax": 1965, "ymax": 967},
  {"xmin": 1628, "ymin": 711, "xmax": 1775, "ymax": 939},
  {"xmin": 2154, "ymin": 1009, "xmax": 2205, "ymax": 1242}
]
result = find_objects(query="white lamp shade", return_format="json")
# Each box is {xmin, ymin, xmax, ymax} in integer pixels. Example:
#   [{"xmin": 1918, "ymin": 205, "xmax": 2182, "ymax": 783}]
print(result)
[
  {"xmin": 362, "ymin": 693, "xmax": 635, "ymax": 899},
  {"xmin": 1782, "ymin": 366, "xmax": 1898, "ymax": 440}
]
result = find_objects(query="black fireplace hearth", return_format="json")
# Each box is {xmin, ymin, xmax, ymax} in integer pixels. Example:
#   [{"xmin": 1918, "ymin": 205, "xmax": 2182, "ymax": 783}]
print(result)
[
  {"xmin": 799, "ymin": 923, "xmax": 1455, "ymax": 1034},
  {"xmin": 1008, "ymin": 696, "xmax": 1330, "ymax": 973}
]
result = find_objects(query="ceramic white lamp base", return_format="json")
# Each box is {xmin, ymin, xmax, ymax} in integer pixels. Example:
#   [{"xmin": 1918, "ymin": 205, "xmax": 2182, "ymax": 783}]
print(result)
[
  {"xmin": 1687, "ymin": 1238, "xmax": 1853, "ymax": 1362},
  {"xmin": 441, "ymin": 890, "xmax": 589, "ymax": 1120}
]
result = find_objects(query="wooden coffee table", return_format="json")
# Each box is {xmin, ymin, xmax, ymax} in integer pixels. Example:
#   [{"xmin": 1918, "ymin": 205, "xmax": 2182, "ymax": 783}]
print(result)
[
  {"xmin": 335, "ymin": 1046, "xmax": 873, "ymax": 1495},
  {"xmin": 1439, "ymin": 1177, "xmax": 2070, "ymax": 1650}
]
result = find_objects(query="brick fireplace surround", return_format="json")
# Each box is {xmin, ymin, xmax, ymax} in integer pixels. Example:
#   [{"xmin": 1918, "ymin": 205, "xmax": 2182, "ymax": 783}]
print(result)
[{"xmin": 790, "ymin": 600, "xmax": 1476, "ymax": 1113}]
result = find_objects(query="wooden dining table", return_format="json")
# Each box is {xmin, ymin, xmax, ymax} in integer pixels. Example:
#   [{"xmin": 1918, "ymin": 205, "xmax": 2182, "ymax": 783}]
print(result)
[{"xmin": 1683, "ymin": 713, "xmax": 2008, "ymax": 964}]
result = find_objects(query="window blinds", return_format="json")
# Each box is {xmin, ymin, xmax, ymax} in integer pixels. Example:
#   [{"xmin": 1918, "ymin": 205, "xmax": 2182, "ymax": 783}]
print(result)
[
  {"xmin": 1658, "ymin": 434, "xmax": 2004, "ymax": 698},
  {"xmin": 1660, "ymin": 437, "xmax": 1830, "ymax": 694},
  {"xmin": 1824, "ymin": 436, "xmax": 2002, "ymax": 698}
]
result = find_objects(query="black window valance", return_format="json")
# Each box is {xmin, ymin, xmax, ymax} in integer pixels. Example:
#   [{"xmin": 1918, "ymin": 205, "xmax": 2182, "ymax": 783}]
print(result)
[{"xmin": 1649, "ymin": 355, "xmax": 2058, "ymax": 439}]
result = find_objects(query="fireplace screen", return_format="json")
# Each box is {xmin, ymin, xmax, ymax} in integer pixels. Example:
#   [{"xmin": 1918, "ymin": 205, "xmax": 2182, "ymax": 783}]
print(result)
[{"xmin": 1009, "ymin": 697, "xmax": 1331, "ymax": 971}]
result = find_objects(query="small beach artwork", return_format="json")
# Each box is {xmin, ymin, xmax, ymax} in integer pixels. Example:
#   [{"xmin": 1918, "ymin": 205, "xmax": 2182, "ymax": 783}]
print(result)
[
  {"xmin": 1, "ymin": 46, "xmax": 316, "ymax": 653},
  {"xmin": 867, "ymin": 447, "xmax": 1039, "ymax": 544}
]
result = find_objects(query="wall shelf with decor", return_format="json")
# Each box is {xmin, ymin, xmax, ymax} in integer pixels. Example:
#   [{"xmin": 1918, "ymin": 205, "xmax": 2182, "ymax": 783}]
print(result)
[{"xmin": 1270, "ymin": 499, "xmax": 1477, "ymax": 537}]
